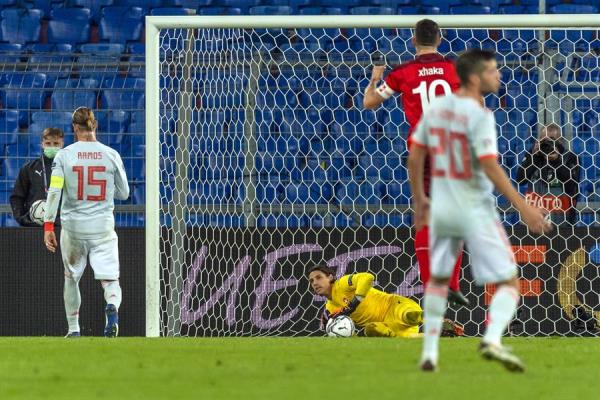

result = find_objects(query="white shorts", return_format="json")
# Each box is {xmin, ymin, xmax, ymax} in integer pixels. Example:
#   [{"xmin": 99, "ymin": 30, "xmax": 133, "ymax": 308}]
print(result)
[
  {"xmin": 430, "ymin": 220, "xmax": 517, "ymax": 285},
  {"xmin": 60, "ymin": 229, "xmax": 120, "ymax": 280}
]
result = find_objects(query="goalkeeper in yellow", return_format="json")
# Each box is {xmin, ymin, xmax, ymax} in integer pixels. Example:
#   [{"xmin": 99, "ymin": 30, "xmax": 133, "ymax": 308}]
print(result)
[{"xmin": 308, "ymin": 265, "xmax": 460, "ymax": 338}]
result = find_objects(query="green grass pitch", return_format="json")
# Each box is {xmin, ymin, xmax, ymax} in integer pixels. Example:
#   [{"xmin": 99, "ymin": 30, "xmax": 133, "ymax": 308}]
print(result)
[{"xmin": 0, "ymin": 337, "xmax": 597, "ymax": 400}]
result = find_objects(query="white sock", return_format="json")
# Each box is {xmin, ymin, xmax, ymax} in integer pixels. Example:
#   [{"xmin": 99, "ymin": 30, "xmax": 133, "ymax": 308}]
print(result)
[
  {"xmin": 421, "ymin": 282, "xmax": 448, "ymax": 364},
  {"xmin": 101, "ymin": 280, "xmax": 122, "ymax": 309},
  {"xmin": 483, "ymin": 286, "xmax": 520, "ymax": 346},
  {"xmin": 64, "ymin": 276, "xmax": 81, "ymax": 333}
]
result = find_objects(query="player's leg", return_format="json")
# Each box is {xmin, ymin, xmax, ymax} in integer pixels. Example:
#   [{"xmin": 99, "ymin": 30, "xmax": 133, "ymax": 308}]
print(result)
[
  {"xmin": 415, "ymin": 226, "xmax": 469, "ymax": 307},
  {"xmin": 467, "ymin": 222, "xmax": 524, "ymax": 372},
  {"xmin": 420, "ymin": 232, "xmax": 462, "ymax": 372},
  {"xmin": 60, "ymin": 229, "xmax": 88, "ymax": 337},
  {"xmin": 448, "ymin": 251, "xmax": 470, "ymax": 307},
  {"xmin": 89, "ymin": 231, "xmax": 121, "ymax": 337},
  {"xmin": 364, "ymin": 322, "xmax": 397, "ymax": 337},
  {"xmin": 387, "ymin": 295, "xmax": 424, "ymax": 327}
]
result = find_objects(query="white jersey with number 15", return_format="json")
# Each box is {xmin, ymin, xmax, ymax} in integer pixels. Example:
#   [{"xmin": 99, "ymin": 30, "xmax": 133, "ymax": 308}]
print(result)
[
  {"xmin": 411, "ymin": 93, "xmax": 499, "ymax": 236},
  {"xmin": 50, "ymin": 141, "xmax": 129, "ymax": 238}
]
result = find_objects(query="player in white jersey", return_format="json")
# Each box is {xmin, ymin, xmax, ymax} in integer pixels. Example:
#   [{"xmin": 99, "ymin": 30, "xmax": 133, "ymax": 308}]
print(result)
[
  {"xmin": 408, "ymin": 49, "xmax": 551, "ymax": 372},
  {"xmin": 43, "ymin": 107, "xmax": 130, "ymax": 338}
]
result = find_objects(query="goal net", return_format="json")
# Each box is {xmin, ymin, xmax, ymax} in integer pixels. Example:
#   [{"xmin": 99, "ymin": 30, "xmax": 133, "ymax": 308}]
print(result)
[{"xmin": 145, "ymin": 15, "xmax": 600, "ymax": 337}]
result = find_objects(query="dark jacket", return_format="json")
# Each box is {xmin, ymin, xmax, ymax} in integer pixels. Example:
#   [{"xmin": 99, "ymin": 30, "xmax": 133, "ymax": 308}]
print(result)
[
  {"xmin": 516, "ymin": 146, "xmax": 580, "ymax": 223},
  {"xmin": 9, "ymin": 155, "xmax": 59, "ymax": 227}
]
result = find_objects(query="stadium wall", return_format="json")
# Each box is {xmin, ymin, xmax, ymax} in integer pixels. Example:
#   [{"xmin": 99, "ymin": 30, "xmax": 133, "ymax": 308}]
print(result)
[
  {"xmin": 163, "ymin": 225, "xmax": 600, "ymax": 337},
  {"xmin": 1, "ymin": 226, "xmax": 598, "ymax": 336},
  {"xmin": 0, "ymin": 228, "xmax": 145, "ymax": 336}
]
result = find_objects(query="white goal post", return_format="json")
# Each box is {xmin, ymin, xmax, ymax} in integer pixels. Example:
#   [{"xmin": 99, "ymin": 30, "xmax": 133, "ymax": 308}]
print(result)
[{"xmin": 145, "ymin": 15, "xmax": 600, "ymax": 338}]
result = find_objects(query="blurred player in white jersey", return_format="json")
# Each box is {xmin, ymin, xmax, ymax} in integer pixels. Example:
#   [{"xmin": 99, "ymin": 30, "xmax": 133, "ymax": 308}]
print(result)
[
  {"xmin": 43, "ymin": 107, "xmax": 130, "ymax": 338},
  {"xmin": 408, "ymin": 49, "xmax": 551, "ymax": 372}
]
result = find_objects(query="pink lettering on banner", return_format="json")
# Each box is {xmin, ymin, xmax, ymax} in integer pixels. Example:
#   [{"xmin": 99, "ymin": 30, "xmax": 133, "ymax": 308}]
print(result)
[
  {"xmin": 396, "ymin": 262, "xmax": 423, "ymax": 297},
  {"xmin": 179, "ymin": 243, "xmax": 419, "ymax": 330},
  {"xmin": 326, "ymin": 245, "xmax": 403, "ymax": 277},
  {"xmin": 251, "ymin": 244, "xmax": 323, "ymax": 329},
  {"xmin": 180, "ymin": 246, "xmax": 251, "ymax": 325}
]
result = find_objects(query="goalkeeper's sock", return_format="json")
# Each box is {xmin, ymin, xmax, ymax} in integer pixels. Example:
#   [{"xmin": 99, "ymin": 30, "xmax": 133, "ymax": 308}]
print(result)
[
  {"xmin": 415, "ymin": 226, "xmax": 430, "ymax": 284},
  {"xmin": 483, "ymin": 285, "xmax": 519, "ymax": 346},
  {"xmin": 101, "ymin": 280, "xmax": 122, "ymax": 309},
  {"xmin": 421, "ymin": 282, "xmax": 448, "ymax": 364},
  {"xmin": 64, "ymin": 276, "xmax": 81, "ymax": 333}
]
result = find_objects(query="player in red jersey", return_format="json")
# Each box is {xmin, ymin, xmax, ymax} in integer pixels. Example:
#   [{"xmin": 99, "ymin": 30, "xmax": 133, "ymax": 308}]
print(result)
[{"xmin": 363, "ymin": 19, "xmax": 469, "ymax": 307}]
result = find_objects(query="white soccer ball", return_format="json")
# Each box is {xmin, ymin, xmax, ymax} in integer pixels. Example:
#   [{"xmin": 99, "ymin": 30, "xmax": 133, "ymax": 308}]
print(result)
[
  {"xmin": 325, "ymin": 315, "xmax": 355, "ymax": 338},
  {"xmin": 29, "ymin": 199, "xmax": 46, "ymax": 226}
]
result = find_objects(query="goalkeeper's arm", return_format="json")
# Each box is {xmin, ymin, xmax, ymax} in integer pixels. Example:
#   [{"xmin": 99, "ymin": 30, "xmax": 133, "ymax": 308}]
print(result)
[{"xmin": 336, "ymin": 273, "xmax": 375, "ymax": 315}]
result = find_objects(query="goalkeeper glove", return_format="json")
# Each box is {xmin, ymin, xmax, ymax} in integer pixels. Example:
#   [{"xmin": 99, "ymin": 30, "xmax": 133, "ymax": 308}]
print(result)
[{"xmin": 334, "ymin": 295, "xmax": 363, "ymax": 317}]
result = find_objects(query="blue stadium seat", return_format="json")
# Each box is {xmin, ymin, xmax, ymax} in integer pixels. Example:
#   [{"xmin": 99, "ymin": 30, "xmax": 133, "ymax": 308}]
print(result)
[
  {"xmin": 129, "ymin": 183, "xmax": 144, "ymax": 204},
  {"xmin": 285, "ymin": 182, "xmax": 332, "ymax": 204},
  {"xmin": 114, "ymin": 0, "xmax": 159, "ymax": 6},
  {"xmin": 549, "ymin": 4, "xmax": 598, "ymax": 14},
  {"xmin": 28, "ymin": 44, "xmax": 73, "ymax": 78},
  {"xmin": 0, "ymin": 43, "xmax": 23, "ymax": 64},
  {"xmin": 99, "ymin": 6, "xmax": 144, "ymax": 44},
  {"xmin": 249, "ymin": 6, "xmax": 291, "ymax": 15},
  {"xmin": 2, "ymin": 73, "xmax": 47, "ymax": 126},
  {"xmin": 123, "ymin": 157, "xmax": 145, "ymax": 181},
  {"xmin": 78, "ymin": 43, "xmax": 124, "ymax": 78},
  {"xmin": 72, "ymin": 0, "xmax": 114, "ymax": 24},
  {"xmin": 335, "ymin": 181, "xmax": 360, "ymax": 205},
  {"xmin": 48, "ymin": 8, "xmax": 91, "ymax": 45},
  {"xmin": 101, "ymin": 76, "xmax": 144, "ymax": 111},
  {"xmin": 31, "ymin": 111, "xmax": 72, "ymax": 128},
  {"xmin": 95, "ymin": 110, "xmax": 128, "ymax": 145},
  {"xmin": 197, "ymin": 6, "xmax": 241, "ymax": 15},
  {"xmin": 0, "ymin": 8, "xmax": 43, "ymax": 44},
  {"xmin": 499, "ymin": 5, "xmax": 526, "ymax": 14},
  {"xmin": 350, "ymin": 6, "xmax": 394, "ymax": 14},
  {"xmin": 2, "ymin": 157, "xmax": 22, "ymax": 181},
  {"xmin": 27, "ymin": 0, "xmax": 57, "ymax": 16},
  {"xmin": 175, "ymin": 0, "xmax": 212, "ymax": 7},
  {"xmin": 0, "ymin": 110, "xmax": 19, "ymax": 147},
  {"xmin": 450, "ymin": 5, "xmax": 491, "ymax": 14},
  {"xmin": 299, "ymin": 6, "xmax": 342, "ymax": 15},
  {"xmin": 255, "ymin": 181, "xmax": 283, "ymax": 203},
  {"xmin": 51, "ymin": 78, "xmax": 98, "ymax": 112},
  {"xmin": 150, "ymin": 7, "xmax": 195, "ymax": 15},
  {"xmin": 399, "ymin": 6, "xmax": 421, "ymax": 14},
  {"xmin": 417, "ymin": 0, "xmax": 448, "ymax": 13}
]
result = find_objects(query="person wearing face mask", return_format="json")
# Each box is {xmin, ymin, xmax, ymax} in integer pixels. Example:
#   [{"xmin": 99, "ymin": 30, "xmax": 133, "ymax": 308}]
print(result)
[{"xmin": 10, "ymin": 127, "xmax": 65, "ymax": 227}]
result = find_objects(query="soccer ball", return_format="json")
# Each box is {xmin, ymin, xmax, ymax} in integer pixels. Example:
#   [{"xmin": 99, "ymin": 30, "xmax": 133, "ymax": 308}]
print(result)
[
  {"xmin": 29, "ymin": 199, "xmax": 46, "ymax": 226},
  {"xmin": 325, "ymin": 315, "xmax": 355, "ymax": 338}
]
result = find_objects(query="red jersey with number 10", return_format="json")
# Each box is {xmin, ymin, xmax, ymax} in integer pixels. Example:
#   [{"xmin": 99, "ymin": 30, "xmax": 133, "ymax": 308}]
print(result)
[{"xmin": 377, "ymin": 53, "xmax": 460, "ymax": 147}]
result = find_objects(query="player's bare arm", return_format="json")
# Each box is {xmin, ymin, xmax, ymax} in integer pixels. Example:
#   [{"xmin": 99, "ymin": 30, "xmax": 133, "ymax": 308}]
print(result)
[
  {"xmin": 408, "ymin": 142, "xmax": 430, "ymax": 231},
  {"xmin": 479, "ymin": 157, "xmax": 551, "ymax": 234},
  {"xmin": 362, "ymin": 65, "xmax": 386, "ymax": 109}
]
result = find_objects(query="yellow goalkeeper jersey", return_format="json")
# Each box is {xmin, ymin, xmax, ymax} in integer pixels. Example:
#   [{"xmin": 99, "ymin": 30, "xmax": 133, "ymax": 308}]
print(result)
[{"xmin": 325, "ymin": 273, "xmax": 397, "ymax": 327}]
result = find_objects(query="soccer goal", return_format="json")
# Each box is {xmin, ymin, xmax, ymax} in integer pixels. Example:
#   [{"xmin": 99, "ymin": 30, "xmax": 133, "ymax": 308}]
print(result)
[{"xmin": 145, "ymin": 15, "xmax": 600, "ymax": 337}]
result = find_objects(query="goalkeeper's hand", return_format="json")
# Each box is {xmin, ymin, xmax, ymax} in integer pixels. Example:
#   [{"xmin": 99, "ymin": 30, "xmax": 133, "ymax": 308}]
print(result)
[{"xmin": 332, "ymin": 296, "xmax": 362, "ymax": 317}]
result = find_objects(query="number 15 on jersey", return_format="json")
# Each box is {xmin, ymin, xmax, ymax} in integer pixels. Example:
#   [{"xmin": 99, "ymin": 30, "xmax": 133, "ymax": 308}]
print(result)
[{"xmin": 72, "ymin": 166, "xmax": 107, "ymax": 201}]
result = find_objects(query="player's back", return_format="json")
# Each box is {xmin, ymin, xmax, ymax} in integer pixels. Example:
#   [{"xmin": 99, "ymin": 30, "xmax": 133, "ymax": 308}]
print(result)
[
  {"xmin": 384, "ymin": 53, "xmax": 460, "ymax": 137},
  {"xmin": 413, "ymin": 94, "xmax": 498, "ymax": 236},
  {"xmin": 57, "ymin": 141, "xmax": 129, "ymax": 238}
]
